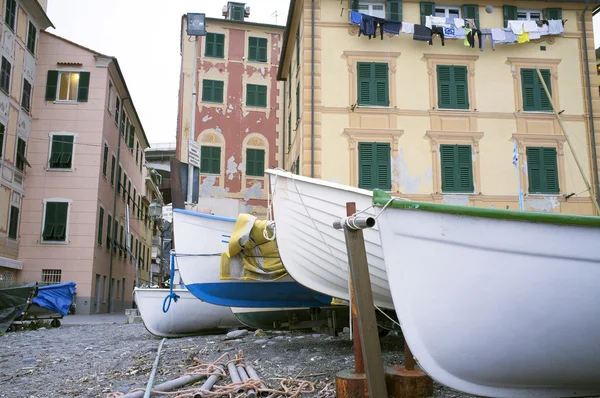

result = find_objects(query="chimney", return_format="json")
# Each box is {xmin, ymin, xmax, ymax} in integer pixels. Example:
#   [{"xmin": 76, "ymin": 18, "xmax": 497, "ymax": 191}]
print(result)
[{"xmin": 223, "ymin": 1, "xmax": 250, "ymax": 21}]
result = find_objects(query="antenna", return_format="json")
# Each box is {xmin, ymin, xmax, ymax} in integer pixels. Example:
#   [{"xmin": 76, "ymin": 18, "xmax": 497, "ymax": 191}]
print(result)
[{"xmin": 272, "ymin": 10, "xmax": 280, "ymax": 24}]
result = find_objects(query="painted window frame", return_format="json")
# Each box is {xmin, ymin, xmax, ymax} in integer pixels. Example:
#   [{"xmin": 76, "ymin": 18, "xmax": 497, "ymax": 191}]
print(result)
[
  {"xmin": 47, "ymin": 132, "xmax": 76, "ymax": 171},
  {"xmin": 102, "ymin": 141, "xmax": 109, "ymax": 177},
  {"xmin": 344, "ymin": 51, "xmax": 400, "ymax": 109},
  {"xmin": 7, "ymin": 203, "xmax": 19, "ymax": 240},
  {"xmin": 357, "ymin": 1, "xmax": 386, "ymax": 18},
  {"xmin": 4, "ymin": 0, "xmax": 16, "ymax": 31},
  {"xmin": 424, "ymin": 53, "xmax": 478, "ymax": 112},
  {"xmin": 434, "ymin": 5, "xmax": 461, "ymax": 19},
  {"xmin": 55, "ymin": 71, "xmax": 81, "ymax": 103},
  {"xmin": 27, "ymin": 21, "xmax": 37, "ymax": 55},
  {"xmin": 507, "ymin": 58, "xmax": 560, "ymax": 114},
  {"xmin": 517, "ymin": 9, "xmax": 542, "ymax": 21},
  {"xmin": 97, "ymin": 205, "xmax": 104, "ymax": 246},
  {"xmin": 439, "ymin": 144, "xmax": 474, "ymax": 193},
  {"xmin": 41, "ymin": 198, "xmax": 73, "ymax": 245},
  {"xmin": 21, "ymin": 78, "xmax": 32, "ymax": 112},
  {"xmin": 0, "ymin": 56, "xmax": 11, "ymax": 94}
]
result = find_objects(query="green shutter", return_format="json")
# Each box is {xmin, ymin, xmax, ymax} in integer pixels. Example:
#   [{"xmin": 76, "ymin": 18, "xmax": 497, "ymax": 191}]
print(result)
[
  {"xmin": 257, "ymin": 85, "xmax": 267, "ymax": 107},
  {"xmin": 246, "ymin": 148, "xmax": 265, "ymax": 177},
  {"xmin": 358, "ymin": 142, "xmax": 390, "ymax": 190},
  {"xmin": 357, "ymin": 62, "xmax": 389, "ymax": 106},
  {"xmin": 102, "ymin": 144, "xmax": 108, "ymax": 176},
  {"xmin": 248, "ymin": 37, "xmax": 258, "ymax": 61},
  {"xmin": 453, "ymin": 66, "xmax": 469, "ymax": 109},
  {"xmin": 77, "ymin": 72, "xmax": 90, "ymax": 102},
  {"xmin": 420, "ymin": 2, "xmax": 435, "ymax": 26},
  {"xmin": 437, "ymin": 65, "xmax": 452, "ymax": 109},
  {"xmin": 545, "ymin": 8, "xmax": 562, "ymax": 21},
  {"xmin": 527, "ymin": 147, "xmax": 559, "ymax": 194},
  {"xmin": 358, "ymin": 63, "xmax": 372, "ymax": 105},
  {"xmin": 351, "ymin": 0, "xmax": 359, "ymax": 11},
  {"xmin": 0, "ymin": 124, "xmax": 4, "ymax": 159},
  {"xmin": 374, "ymin": 63, "xmax": 389, "ymax": 106},
  {"xmin": 387, "ymin": 1, "xmax": 402, "ymax": 22},
  {"xmin": 463, "ymin": 5, "xmax": 479, "ymax": 29},
  {"xmin": 45, "ymin": 70, "xmax": 58, "ymax": 101},
  {"xmin": 441, "ymin": 145, "xmax": 473, "ymax": 193},
  {"xmin": 295, "ymin": 28, "xmax": 300, "ymax": 67},
  {"xmin": 128, "ymin": 125, "xmax": 135, "ymax": 149},
  {"xmin": 106, "ymin": 214, "xmax": 112, "ymax": 249},
  {"xmin": 43, "ymin": 202, "xmax": 68, "ymax": 241},
  {"xmin": 111, "ymin": 156, "xmax": 116, "ymax": 186},
  {"xmin": 200, "ymin": 146, "xmax": 221, "ymax": 174},
  {"xmin": 296, "ymin": 83, "xmax": 300, "ymax": 121},
  {"xmin": 231, "ymin": 5, "xmax": 243, "ymax": 21},
  {"xmin": 538, "ymin": 69, "xmax": 552, "ymax": 112},
  {"xmin": 205, "ymin": 33, "xmax": 225, "ymax": 58},
  {"xmin": 49, "ymin": 135, "xmax": 74, "ymax": 169},
  {"xmin": 98, "ymin": 207, "xmax": 104, "ymax": 246},
  {"xmin": 258, "ymin": 38, "xmax": 267, "ymax": 62},
  {"xmin": 217, "ymin": 34, "xmax": 225, "ymax": 57},
  {"xmin": 247, "ymin": 84, "xmax": 256, "ymax": 106},
  {"xmin": 521, "ymin": 69, "xmax": 552, "ymax": 112},
  {"xmin": 8, "ymin": 205, "xmax": 18, "ymax": 239},
  {"xmin": 437, "ymin": 65, "xmax": 468, "ymax": 110},
  {"xmin": 503, "ymin": 5, "xmax": 517, "ymax": 28},
  {"xmin": 202, "ymin": 80, "xmax": 224, "ymax": 103}
]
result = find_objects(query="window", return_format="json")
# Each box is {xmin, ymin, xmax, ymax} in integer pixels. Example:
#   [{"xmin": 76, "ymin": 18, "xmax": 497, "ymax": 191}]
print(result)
[
  {"xmin": 122, "ymin": 172, "xmax": 128, "ymax": 200},
  {"xmin": 357, "ymin": 62, "xmax": 389, "ymax": 107},
  {"xmin": 4, "ymin": 0, "xmax": 16, "ymax": 31},
  {"xmin": 42, "ymin": 201, "xmax": 69, "ymax": 242},
  {"xmin": 205, "ymin": 33, "xmax": 225, "ymax": 58},
  {"xmin": 110, "ymin": 155, "xmax": 116, "ymax": 186},
  {"xmin": 435, "ymin": 6, "xmax": 460, "ymax": 19},
  {"xmin": 135, "ymin": 142, "xmax": 139, "ymax": 164},
  {"xmin": 120, "ymin": 109, "xmax": 126, "ymax": 137},
  {"xmin": 246, "ymin": 84, "xmax": 267, "ymax": 107},
  {"xmin": 102, "ymin": 144, "xmax": 108, "ymax": 177},
  {"xmin": 246, "ymin": 148, "xmax": 265, "ymax": 177},
  {"xmin": 0, "ymin": 123, "xmax": 5, "ymax": 159},
  {"xmin": 295, "ymin": 27, "xmax": 300, "ymax": 68},
  {"xmin": 21, "ymin": 79, "xmax": 32, "ymax": 112},
  {"xmin": 358, "ymin": 2, "xmax": 386, "ymax": 18},
  {"xmin": 202, "ymin": 80, "xmax": 224, "ymax": 103},
  {"xmin": 0, "ymin": 57, "xmax": 11, "ymax": 93},
  {"xmin": 97, "ymin": 207, "xmax": 104, "ymax": 246},
  {"xmin": 521, "ymin": 69, "xmax": 552, "ymax": 112},
  {"xmin": 440, "ymin": 145, "xmax": 474, "ymax": 193},
  {"xmin": 119, "ymin": 225, "xmax": 124, "ymax": 257},
  {"xmin": 41, "ymin": 269, "xmax": 61, "ymax": 285},
  {"xmin": 296, "ymin": 83, "xmax": 300, "ymax": 121},
  {"xmin": 107, "ymin": 81, "xmax": 113, "ymax": 110},
  {"xmin": 114, "ymin": 97, "xmax": 120, "ymax": 125},
  {"xmin": 127, "ymin": 180, "xmax": 131, "ymax": 205},
  {"xmin": 437, "ymin": 65, "xmax": 469, "ymax": 110},
  {"xmin": 128, "ymin": 124, "xmax": 135, "ymax": 150},
  {"xmin": 45, "ymin": 71, "xmax": 90, "ymax": 102},
  {"xmin": 15, "ymin": 137, "xmax": 28, "ymax": 171},
  {"xmin": 248, "ymin": 37, "xmax": 267, "ymax": 62},
  {"xmin": 137, "ymin": 196, "xmax": 141, "ymax": 219},
  {"xmin": 503, "ymin": 6, "xmax": 561, "ymax": 27},
  {"xmin": 8, "ymin": 205, "xmax": 18, "ymax": 240},
  {"xmin": 132, "ymin": 188, "xmax": 136, "ymax": 212},
  {"xmin": 48, "ymin": 135, "xmax": 74, "ymax": 169},
  {"xmin": 200, "ymin": 146, "xmax": 221, "ymax": 174},
  {"xmin": 27, "ymin": 22, "xmax": 37, "ymax": 54},
  {"xmin": 113, "ymin": 219, "xmax": 118, "ymax": 254},
  {"xmin": 527, "ymin": 147, "xmax": 559, "ymax": 194},
  {"xmin": 230, "ymin": 4, "xmax": 244, "ymax": 21},
  {"xmin": 358, "ymin": 142, "xmax": 391, "ymax": 190},
  {"xmin": 517, "ymin": 9, "xmax": 542, "ymax": 21},
  {"xmin": 117, "ymin": 165, "xmax": 122, "ymax": 194},
  {"xmin": 106, "ymin": 214, "xmax": 112, "ymax": 250},
  {"xmin": 139, "ymin": 153, "xmax": 143, "ymax": 173}
]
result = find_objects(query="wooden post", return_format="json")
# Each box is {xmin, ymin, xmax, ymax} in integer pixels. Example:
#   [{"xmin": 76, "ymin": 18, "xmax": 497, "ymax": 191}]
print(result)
[
  {"xmin": 347, "ymin": 202, "xmax": 365, "ymax": 374},
  {"xmin": 342, "ymin": 202, "xmax": 388, "ymax": 398}
]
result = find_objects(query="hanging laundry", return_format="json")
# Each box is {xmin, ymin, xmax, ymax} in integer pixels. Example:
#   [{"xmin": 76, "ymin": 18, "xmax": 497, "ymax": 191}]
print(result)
[
  {"xmin": 401, "ymin": 22, "xmax": 415, "ymax": 34},
  {"xmin": 454, "ymin": 18, "xmax": 465, "ymax": 28},
  {"xmin": 350, "ymin": 11, "xmax": 362, "ymax": 25},
  {"xmin": 480, "ymin": 29, "xmax": 495, "ymax": 51},
  {"xmin": 548, "ymin": 20, "xmax": 564, "ymax": 35},
  {"xmin": 373, "ymin": 17, "xmax": 385, "ymax": 39},
  {"xmin": 413, "ymin": 24, "xmax": 432, "ymax": 42},
  {"xmin": 529, "ymin": 31, "xmax": 541, "ymax": 40},
  {"xmin": 431, "ymin": 16, "xmax": 450, "ymax": 27},
  {"xmin": 491, "ymin": 28, "xmax": 506, "ymax": 44},
  {"xmin": 465, "ymin": 28, "xmax": 482, "ymax": 48},
  {"xmin": 383, "ymin": 20, "xmax": 402, "ymax": 35},
  {"xmin": 443, "ymin": 26, "xmax": 457, "ymax": 39},
  {"xmin": 429, "ymin": 26, "xmax": 445, "ymax": 46},
  {"xmin": 464, "ymin": 28, "xmax": 472, "ymax": 46},
  {"xmin": 517, "ymin": 32, "xmax": 529, "ymax": 43},
  {"xmin": 503, "ymin": 28, "xmax": 518, "ymax": 44},
  {"xmin": 538, "ymin": 24, "xmax": 549, "ymax": 35},
  {"xmin": 523, "ymin": 20, "xmax": 538, "ymax": 33},
  {"xmin": 508, "ymin": 20, "xmax": 525, "ymax": 35},
  {"xmin": 425, "ymin": 15, "xmax": 433, "ymax": 29},
  {"xmin": 455, "ymin": 27, "xmax": 467, "ymax": 39},
  {"xmin": 359, "ymin": 14, "xmax": 375, "ymax": 37},
  {"xmin": 465, "ymin": 18, "xmax": 477, "ymax": 29}
]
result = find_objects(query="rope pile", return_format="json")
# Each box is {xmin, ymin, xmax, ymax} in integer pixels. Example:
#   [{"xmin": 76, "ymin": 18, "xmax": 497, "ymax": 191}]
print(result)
[{"xmin": 106, "ymin": 350, "xmax": 315, "ymax": 398}]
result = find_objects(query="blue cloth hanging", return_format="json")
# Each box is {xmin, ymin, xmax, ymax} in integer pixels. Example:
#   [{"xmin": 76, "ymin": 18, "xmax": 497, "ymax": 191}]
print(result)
[{"xmin": 350, "ymin": 10, "xmax": 362, "ymax": 25}]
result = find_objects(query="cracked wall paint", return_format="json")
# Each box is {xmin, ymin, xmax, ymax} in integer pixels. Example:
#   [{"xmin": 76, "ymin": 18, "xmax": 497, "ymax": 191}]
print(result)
[
  {"xmin": 237, "ymin": 162, "xmax": 246, "ymax": 172},
  {"xmin": 442, "ymin": 195, "xmax": 470, "ymax": 206},
  {"xmin": 202, "ymin": 115, "xmax": 212, "ymax": 122},
  {"xmin": 392, "ymin": 149, "xmax": 421, "ymax": 194},
  {"xmin": 200, "ymin": 176, "xmax": 230, "ymax": 198},
  {"xmin": 423, "ymin": 167, "xmax": 433, "ymax": 188},
  {"xmin": 243, "ymin": 111, "xmax": 249, "ymax": 117},
  {"xmin": 215, "ymin": 126, "xmax": 222, "ymax": 134},
  {"xmin": 244, "ymin": 182, "xmax": 263, "ymax": 201},
  {"xmin": 226, "ymin": 156, "xmax": 239, "ymax": 180},
  {"xmin": 526, "ymin": 197, "xmax": 560, "ymax": 212}
]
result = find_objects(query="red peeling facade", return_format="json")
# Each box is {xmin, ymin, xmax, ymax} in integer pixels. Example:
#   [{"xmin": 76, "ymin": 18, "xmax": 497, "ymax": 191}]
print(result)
[{"xmin": 176, "ymin": 16, "xmax": 284, "ymax": 216}]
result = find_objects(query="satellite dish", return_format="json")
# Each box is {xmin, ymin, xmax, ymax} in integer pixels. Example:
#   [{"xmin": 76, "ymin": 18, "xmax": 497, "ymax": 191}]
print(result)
[{"xmin": 485, "ymin": 5, "xmax": 494, "ymax": 14}]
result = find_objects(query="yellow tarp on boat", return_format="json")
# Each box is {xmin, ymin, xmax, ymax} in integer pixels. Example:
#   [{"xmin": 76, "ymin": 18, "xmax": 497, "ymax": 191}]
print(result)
[{"xmin": 220, "ymin": 213, "xmax": 288, "ymax": 281}]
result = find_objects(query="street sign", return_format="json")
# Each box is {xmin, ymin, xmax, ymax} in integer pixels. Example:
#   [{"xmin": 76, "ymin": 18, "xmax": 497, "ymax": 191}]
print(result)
[{"xmin": 188, "ymin": 139, "xmax": 200, "ymax": 168}]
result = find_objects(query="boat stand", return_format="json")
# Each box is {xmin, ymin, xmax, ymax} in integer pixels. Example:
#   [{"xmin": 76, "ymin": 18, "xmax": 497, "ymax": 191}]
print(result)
[
  {"xmin": 274, "ymin": 307, "xmax": 341, "ymax": 336},
  {"xmin": 334, "ymin": 202, "xmax": 433, "ymax": 398}
]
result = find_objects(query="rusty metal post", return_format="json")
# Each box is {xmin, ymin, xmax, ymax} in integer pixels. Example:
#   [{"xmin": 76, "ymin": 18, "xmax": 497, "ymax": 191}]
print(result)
[
  {"xmin": 347, "ymin": 202, "xmax": 365, "ymax": 374},
  {"xmin": 404, "ymin": 341, "xmax": 415, "ymax": 371}
]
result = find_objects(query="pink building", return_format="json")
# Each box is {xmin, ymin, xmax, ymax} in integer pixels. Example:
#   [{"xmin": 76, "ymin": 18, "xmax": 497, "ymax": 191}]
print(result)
[
  {"xmin": 176, "ymin": 2, "xmax": 284, "ymax": 215},
  {"xmin": 19, "ymin": 32, "xmax": 153, "ymax": 314}
]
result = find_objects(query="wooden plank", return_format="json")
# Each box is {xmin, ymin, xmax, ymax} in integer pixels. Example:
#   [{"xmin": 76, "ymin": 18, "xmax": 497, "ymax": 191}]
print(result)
[{"xmin": 343, "ymin": 202, "xmax": 388, "ymax": 397}]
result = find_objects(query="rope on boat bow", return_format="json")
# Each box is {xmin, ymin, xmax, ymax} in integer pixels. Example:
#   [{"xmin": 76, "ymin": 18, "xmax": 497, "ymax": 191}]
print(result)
[{"xmin": 162, "ymin": 251, "xmax": 180, "ymax": 313}]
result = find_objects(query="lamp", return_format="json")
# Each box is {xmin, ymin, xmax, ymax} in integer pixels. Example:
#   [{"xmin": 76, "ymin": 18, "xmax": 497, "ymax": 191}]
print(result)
[{"xmin": 149, "ymin": 199, "xmax": 163, "ymax": 219}]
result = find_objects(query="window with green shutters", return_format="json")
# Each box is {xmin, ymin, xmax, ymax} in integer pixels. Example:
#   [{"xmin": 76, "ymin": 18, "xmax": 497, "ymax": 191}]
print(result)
[
  {"xmin": 42, "ymin": 202, "xmax": 69, "ymax": 242},
  {"xmin": 246, "ymin": 84, "xmax": 267, "ymax": 107},
  {"xmin": 248, "ymin": 37, "xmax": 268, "ymax": 62},
  {"xmin": 21, "ymin": 79, "xmax": 31, "ymax": 112},
  {"xmin": 295, "ymin": 27, "xmax": 300, "ymax": 68},
  {"xmin": 1, "ymin": 57, "xmax": 11, "ymax": 93},
  {"xmin": 440, "ymin": 145, "xmax": 473, "ymax": 193},
  {"xmin": 357, "ymin": 62, "xmax": 389, "ymax": 107},
  {"xmin": 463, "ymin": 5, "xmax": 479, "ymax": 28},
  {"xmin": 437, "ymin": 65, "xmax": 469, "ymax": 110},
  {"xmin": 5, "ymin": 0, "xmax": 16, "ymax": 31},
  {"xmin": 230, "ymin": 5, "xmax": 244, "ymax": 21},
  {"xmin": 8, "ymin": 205, "xmax": 18, "ymax": 240},
  {"xmin": 27, "ymin": 22, "xmax": 37, "ymax": 55},
  {"xmin": 420, "ymin": 2, "xmax": 435, "ymax": 25},
  {"xmin": 15, "ymin": 137, "xmax": 27, "ymax": 172},
  {"xmin": 358, "ymin": 142, "xmax": 391, "ymax": 191},
  {"xmin": 387, "ymin": 1, "xmax": 402, "ymax": 21},
  {"xmin": 45, "ymin": 71, "xmax": 90, "ymax": 102},
  {"xmin": 97, "ymin": 207, "xmax": 104, "ymax": 246},
  {"xmin": 526, "ymin": 147, "xmax": 559, "ymax": 194},
  {"xmin": 128, "ymin": 124, "xmax": 135, "ymax": 150},
  {"xmin": 102, "ymin": 143, "xmax": 108, "ymax": 177},
  {"xmin": 246, "ymin": 148, "xmax": 265, "ymax": 177},
  {"xmin": 119, "ymin": 225, "xmax": 124, "ymax": 257},
  {"xmin": 202, "ymin": 79, "xmax": 224, "ymax": 103},
  {"xmin": 503, "ymin": 5, "xmax": 517, "ymax": 27},
  {"xmin": 200, "ymin": 146, "xmax": 221, "ymax": 174},
  {"xmin": 49, "ymin": 135, "xmax": 74, "ymax": 169},
  {"xmin": 205, "ymin": 33, "xmax": 225, "ymax": 58},
  {"xmin": 545, "ymin": 8, "xmax": 562, "ymax": 20},
  {"xmin": 296, "ymin": 83, "xmax": 300, "ymax": 122},
  {"xmin": 113, "ymin": 220, "xmax": 118, "ymax": 254},
  {"xmin": 110, "ymin": 155, "xmax": 116, "ymax": 186},
  {"xmin": 521, "ymin": 69, "xmax": 552, "ymax": 112},
  {"xmin": 106, "ymin": 214, "xmax": 112, "ymax": 250},
  {"xmin": 0, "ymin": 123, "xmax": 5, "ymax": 159}
]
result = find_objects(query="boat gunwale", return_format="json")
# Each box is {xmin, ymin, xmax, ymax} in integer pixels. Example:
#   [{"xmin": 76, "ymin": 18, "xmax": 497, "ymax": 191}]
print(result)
[
  {"xmin": 266, "ymin": 168, "xmax": 375, "ymax": 197},
  {"xmin": 372, "ymin": 189, "xmax": 600, "ymax": 228},
  {"xmin": 173, "ymin": 208, "xmax": 236, "ymax": 223}
]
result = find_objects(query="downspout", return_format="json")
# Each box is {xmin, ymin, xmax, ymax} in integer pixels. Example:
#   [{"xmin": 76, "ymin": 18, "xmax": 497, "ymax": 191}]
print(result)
[
  {"xmin": 283, "ymin": 78, "xmax": 287, "ymax": 169},
  {"xmin": 582, "ymin": 0, "xmax": 600, "ymax": 211},
  {"xmin": 311, "ymin": 0, "xmax": 315, "ymax": 178}
]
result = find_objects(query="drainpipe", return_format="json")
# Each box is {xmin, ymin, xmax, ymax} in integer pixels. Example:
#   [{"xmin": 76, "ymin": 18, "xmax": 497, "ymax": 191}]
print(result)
[
  {"xmin": 582, "ymin": 0, "xmax": 600, "ymax": 210},
  {"xmin": 311, "ymin": 0, "xmax": 315, "ymax": 178},
  {"xmin": 283, "ymin": 78, "xmax": 287, "ymax": 168}
]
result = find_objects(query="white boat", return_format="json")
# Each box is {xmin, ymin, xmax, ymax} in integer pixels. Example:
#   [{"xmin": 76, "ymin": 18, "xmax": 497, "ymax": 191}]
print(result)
[
  {"xmin": 133, "ymin": 287, "xmax": 241, "ymax": 338},
  {"xmin": 265, "ymin": 169, "xmax": 394, "ymax": 309},
  {"xmin": 373, "ymin": 189, "xmax": 600, "ymax": 397}
]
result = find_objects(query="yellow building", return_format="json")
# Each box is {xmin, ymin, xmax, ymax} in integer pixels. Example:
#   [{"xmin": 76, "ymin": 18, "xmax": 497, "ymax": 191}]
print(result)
[{"xmin": 279, "ymin": 0, "xmax": 600, "ymax": 215}]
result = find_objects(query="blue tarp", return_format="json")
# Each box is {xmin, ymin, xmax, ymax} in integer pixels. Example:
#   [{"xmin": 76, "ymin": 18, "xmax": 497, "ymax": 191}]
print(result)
[{"xmin": 32, "ymin": 282, "xmax": 76, "ymax": 316}]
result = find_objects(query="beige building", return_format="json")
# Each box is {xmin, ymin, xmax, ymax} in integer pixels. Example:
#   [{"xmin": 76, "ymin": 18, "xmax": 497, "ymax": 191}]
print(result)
[
  {"xmin": 18, "ymin": 31, "xmax": 153, "ymax": 314},
  {"xmin": 0, "ymin": 0, "xmax": 52, "ymax": 284},
  {"xmin": 279, "ymin": 0, "xmax": 599, "ymax": 215}
]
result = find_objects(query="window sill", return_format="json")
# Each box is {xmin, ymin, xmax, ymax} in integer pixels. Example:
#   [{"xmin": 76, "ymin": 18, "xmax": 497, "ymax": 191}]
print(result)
[
  {"xmin": 431, "ymin": 108, "xmax": 472, "ymax": 112},
  {"xmin": 440, "ymin": 192, "xmax": 474, "ymax": 195},
  {"xmin": 26, "ymin": 49, "xmax": 35, "ymax": 58},
  {"xmin": 205, "ymin": 55, "xmax": 225, "ymax": 60},
  {"xmin": 21, "ymin": 107, "xmax": 30, "ymax": 115},
  {"xmin": 245, "ymin": 105, "xmax": 268, "ymax": 110},
  {"xmin": 358, "ymin": 105, "xmax": 392, "ymax": 109},
  {"xmin": 518, "ymin": 110, "xmax": 553, "ymax": 115},
  {"xmin": 0, "ymin": 87, "xmax": 9, "ymax": 97},
  {"xmin": 202, "ymin": 100, "xmax": 224, "ymax": 105},
  {"xmin": 47, "ymin": 167, "xmax": 74, "ymax": 172},
  {"xmin": 526, "ymin": 193, "xmax": 561, "ymax": 197},
  {"xmin": 54, "ymin": 100, "xmax": 78, "ymax": 105},
  {"xmin": 40, "ymin": 240, "xmax": 68, "ymax": 245},
  {"xmin": 200, "ymin": 172, "xmax": 221, "ymax": 176},
  {"xmin": 247, "ymin": 59, "xmax": 268, "ymax": 64},
  {"xmin": 247, "ymin": 174, "xmax": 265, "ymax": 178}
]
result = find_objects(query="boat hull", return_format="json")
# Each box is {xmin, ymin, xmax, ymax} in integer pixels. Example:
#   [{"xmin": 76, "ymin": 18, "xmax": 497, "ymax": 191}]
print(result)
[
  {"xmin": 231, "ymin": 306, "xmax": 350, "ymax": 331},
  {"xmin": 133, "ymin": 288, "xmax": 241, "ymax": 338},
  {"xmin": 266, "ymin": 169, "xmax": 393, "ymax": 309},
  {"xmin": 377, "ymin": 204, "xmax": 600, "ymax": 397}
]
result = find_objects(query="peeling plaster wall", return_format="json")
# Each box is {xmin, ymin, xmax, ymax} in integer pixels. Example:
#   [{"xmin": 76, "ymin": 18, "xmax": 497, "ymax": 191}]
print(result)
[{"xmin": 526, "ymin": 197, "xmax": 560, "ymax": 212}]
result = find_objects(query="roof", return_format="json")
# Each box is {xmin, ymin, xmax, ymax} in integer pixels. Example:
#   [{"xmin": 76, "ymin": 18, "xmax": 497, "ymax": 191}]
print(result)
[
  {"xmin": 205, "ymin": 16, "xmax": 284, "ymax": 31},
  {"xmin": 41, "ymin": 31, "xmax": 151, "ymax": 148},
  {"xmin": 22, "ymin": 0, "xmax": 54, "ymax": 29}
]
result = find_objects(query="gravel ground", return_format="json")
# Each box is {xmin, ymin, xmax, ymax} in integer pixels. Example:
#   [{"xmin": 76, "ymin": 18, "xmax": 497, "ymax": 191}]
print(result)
[{"xmin": 0, "ymin": 322, "xmax": 473, "ymax": 398}]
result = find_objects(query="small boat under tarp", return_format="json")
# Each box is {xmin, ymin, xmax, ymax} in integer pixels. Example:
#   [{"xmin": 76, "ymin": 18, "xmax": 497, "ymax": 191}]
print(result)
[{"xmin": 0, "ymin": 282, "xmax": 37, "ymax": 332}]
